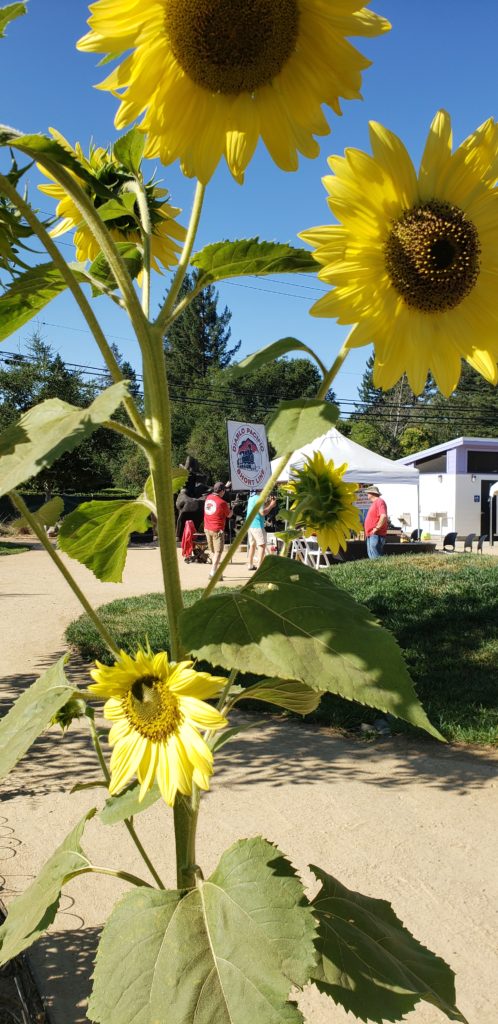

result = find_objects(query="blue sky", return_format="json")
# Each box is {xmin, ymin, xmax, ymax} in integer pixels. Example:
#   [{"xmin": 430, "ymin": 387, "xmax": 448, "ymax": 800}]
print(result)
[{"xmin": 1, "ymin": 0, "xmax": 497, "ymax": 412}]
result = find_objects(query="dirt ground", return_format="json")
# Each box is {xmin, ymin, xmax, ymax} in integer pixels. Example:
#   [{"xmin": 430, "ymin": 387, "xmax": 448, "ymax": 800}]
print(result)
[{"xmin": 1, "ymin": 542, "xmax": 497, "ymax": 1024}]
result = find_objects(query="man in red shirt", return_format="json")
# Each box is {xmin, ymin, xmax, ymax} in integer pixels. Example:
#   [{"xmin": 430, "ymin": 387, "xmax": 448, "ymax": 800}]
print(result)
[
  {"xmin": 203, "ymin": 482, "xmax": 232, "ymax": 580},
  {"xmin": 364, "ymin": 486, "xmax": 388, "ymax": 559}
]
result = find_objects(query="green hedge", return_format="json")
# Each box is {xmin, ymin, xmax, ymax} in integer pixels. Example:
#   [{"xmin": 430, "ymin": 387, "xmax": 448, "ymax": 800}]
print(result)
[{"xmin": 65, "ymin": 555, "xmax": 498, "ymax": 745}]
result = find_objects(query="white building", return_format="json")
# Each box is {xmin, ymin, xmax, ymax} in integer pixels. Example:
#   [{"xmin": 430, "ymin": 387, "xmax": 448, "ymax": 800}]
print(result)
[{"xmin": 398, "ymin": 437, "xmax": 498, "ymax": 538}]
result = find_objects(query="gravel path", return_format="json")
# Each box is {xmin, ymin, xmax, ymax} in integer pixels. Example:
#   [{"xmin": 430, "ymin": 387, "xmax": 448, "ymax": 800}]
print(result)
[{"xmin": 1, "ymin": 543, "xmax": 497, "ymax": 1024}]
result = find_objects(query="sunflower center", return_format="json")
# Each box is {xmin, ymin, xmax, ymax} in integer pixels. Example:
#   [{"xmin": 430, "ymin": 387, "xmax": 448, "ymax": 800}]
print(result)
[
  {"xmin": 384, "ymin": 200, "xmax": 480, "ymax": 313},
  {"xmin": 124, "ymin": 675, "xmax": 183, "ymax": 742},
  {"xmin": 164, "ymin": 0, "xmax": 300, "ymax": 94}
]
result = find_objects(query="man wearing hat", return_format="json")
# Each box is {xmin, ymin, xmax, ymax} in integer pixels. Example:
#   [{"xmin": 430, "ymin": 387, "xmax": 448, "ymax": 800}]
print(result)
[
  {"xmin": 203, "ymin": 482, "xmax": 232, "ymax": 580},
  {"xmin": 364, "ymin": 486, "xmax": 388, "ymax": 559}
]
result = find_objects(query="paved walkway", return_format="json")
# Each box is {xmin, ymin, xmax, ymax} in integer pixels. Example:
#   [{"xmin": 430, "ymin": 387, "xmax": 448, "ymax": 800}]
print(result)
[{"xmin": 1, "ymin": 543, "xmax": 497, "ymax": 1023}]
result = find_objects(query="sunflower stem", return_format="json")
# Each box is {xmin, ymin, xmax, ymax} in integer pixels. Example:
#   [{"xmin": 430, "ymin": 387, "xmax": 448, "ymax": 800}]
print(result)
[
  {"xmin": 70, "ymin": 866, "xmax": 153, "ymax": 888},
  {"xmin": 155, "ymin": 180, "xmax": 206, "ymax": 335},
  {"xmin": 318, "ymin": 339, "xmax": 351, "ymax": 399},
  {"xmin": 0, "ymin": 172, "xmax": 149, "ymax": 440},
  {"xmin": 173, "ymin": 794, "xmax": 199, "ymax": 889},
  {"xmin": 9, "ymin": 491, "xmax": 121, "ymax": 658},
  {"xmin": 141, "ymin": 328, "xmax": 185, "ymax": 660},
  {"xmin": 102, "ymin": 418, "xmax": 157, "ymax": 451},
  {"xmin": 87, "ymin": 715, "xmax": 166, "ymax": 890}
]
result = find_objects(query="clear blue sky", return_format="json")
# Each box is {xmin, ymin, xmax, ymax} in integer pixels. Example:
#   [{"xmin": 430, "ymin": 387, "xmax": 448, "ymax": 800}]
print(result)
[{"xmin": 1, "ymin": 1, "xmax": 497, "ymax": 413}]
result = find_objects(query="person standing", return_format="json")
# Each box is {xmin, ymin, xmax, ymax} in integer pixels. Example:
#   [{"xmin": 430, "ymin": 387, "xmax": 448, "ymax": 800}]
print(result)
[
  {"xmin": 246, "ymin": 491, "xmax": 277, "ymax": 571},
  {"xmin": 364, "ymin": 486, "xmax": 388, "ymax": 559},
  {"xmin": 203, "ymin": 482, "xmax": 232, "ymax": 580}
]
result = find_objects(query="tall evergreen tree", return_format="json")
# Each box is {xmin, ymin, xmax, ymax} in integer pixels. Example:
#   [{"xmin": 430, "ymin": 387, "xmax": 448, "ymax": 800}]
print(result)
[
  {"xmin": 164, "ymin": 273, "xmax": 240, "ymax": 385},
  {"xmin": 350, "ymin": 355, "xmax": 434, "ymax": 458}
]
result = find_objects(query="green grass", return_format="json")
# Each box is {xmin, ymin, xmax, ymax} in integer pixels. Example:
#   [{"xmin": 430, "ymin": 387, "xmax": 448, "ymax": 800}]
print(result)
[
  {"xmin": 0, "ymin": 541, "xmax": 30, "ymax": 556},
  {"xmin": 65, "ymin": 555, "xmax": 498, "ymax": 745}
]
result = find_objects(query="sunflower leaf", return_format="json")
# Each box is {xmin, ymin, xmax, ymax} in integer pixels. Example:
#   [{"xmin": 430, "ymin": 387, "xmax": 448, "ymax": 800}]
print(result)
[
  {"xmin": 13, "ymin": 494, "xmax": 64, "ymax": 531},
  {"xmin": 234, "ymin": 678, "xmax": 322, "ymax": 716},
  {"xmin": 58, "ymin": 498, "xmax": 151, "ymax": 583},
  {"xmin": 310, "ymin": 865, "xmax": 468, "ymax": 1023},
  {"xmin": 0, "ymin": 809, "xmax": 95, "ymax": 966},
  {"xmin": 88, "ymin": 836, "xmax": 317, "ymax": 1024},
  {"xmin": 113, "ymin": 128, "xmax": 145, "ymax": 176},
  {"xmin": 0, "ymin": 3, "xmax": 26, "ymax": 39},
  {"xmin": 0, "ymin": 262, "xmax": 70, "ymax": 342},
  {"xmin": 267, "ymin": 399, "xmax": 339, "ymax": 455},
  {"xmin": 89, "ymin": 241, "xmax": 143, "ymax": 287},
  {"xmin": 192, "ymin": 238, "xmax": 317, "ymax": 288},
  {"xmin": 229, "ymin": 337, "xmax": 323, "ymax": 378},
  {"xmin": 0, "ymin": 382, "xmax": 128, "ymax": 496},
  {"xmin": 179, "ymin": 556, "xmax": 443, "ymax": 740},
  {"xmin": 99, "ymin": 780, "xmax": 161, "ymax": 825},
  {"xmin": 0, "ymin": 656, "xmax": 75, "ymax": 780},
  {"xmin": 0, "ymin": 127, "xmax": 97, "ymax": 186},
  {"xmin": 96, "ymin": 194, "xmax": 138, "ymax": 224}
]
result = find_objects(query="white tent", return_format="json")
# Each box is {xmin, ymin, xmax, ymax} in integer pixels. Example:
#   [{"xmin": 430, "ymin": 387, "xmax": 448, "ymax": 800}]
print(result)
[{"xmin": 271, "ymin": 427, "xmax": 419, "ymax": 486}]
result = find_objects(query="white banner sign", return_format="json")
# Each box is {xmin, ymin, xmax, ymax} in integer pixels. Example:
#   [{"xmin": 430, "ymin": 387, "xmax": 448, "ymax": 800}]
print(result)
[{"xmin": 227, "ymin": 420, "xmax": 271, "ymax": 491}]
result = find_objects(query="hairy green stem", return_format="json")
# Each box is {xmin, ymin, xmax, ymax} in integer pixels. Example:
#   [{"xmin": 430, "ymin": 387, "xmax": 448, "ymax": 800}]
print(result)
[
  {"xmin": 102, "ymin": 418, "xmax": 156, "ymax": 451},
  {"xmin": 0, "ymin": 171, "xmax": 148, "ymax": 439},
  {"xmin": 155, "ymin": 180, "xmax": 206, "ymax": 334},
  {"xmin": 173, "ymin": 794, "xmax": 199, "ymax": 889},
  {"xmin": 87, "ymin": 715, "xmax": 166, "ymax": 890},
  {"xmin": 318, "ymin": 339, "xmax": 350, "ymax": 399},
  {"xmin": 10, "ymin": 491, "xmax": 120, "ymax": 657},
  {"xmin": 70, "ymin": 865, "xmax": 152, "ymax": 888},
  {"xmin": 141, "ymin": 332, "xmax": 184, "ymax": 659}
]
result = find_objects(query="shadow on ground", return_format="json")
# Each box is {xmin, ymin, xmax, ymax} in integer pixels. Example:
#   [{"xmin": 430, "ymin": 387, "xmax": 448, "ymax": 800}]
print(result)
[{"xmin": 30, "ymin": 926, "xmax": 100, "ymax": 1024}]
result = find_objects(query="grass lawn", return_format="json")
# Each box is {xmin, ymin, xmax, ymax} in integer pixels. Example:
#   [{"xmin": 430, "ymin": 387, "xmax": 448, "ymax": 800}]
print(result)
[
  {"xmin": 66, "ymin": 555, "xmax": 498, "ymax": 745},
  {"xmin": 0, "ymin": 541, "xmax": 30, "ymax": 555}
]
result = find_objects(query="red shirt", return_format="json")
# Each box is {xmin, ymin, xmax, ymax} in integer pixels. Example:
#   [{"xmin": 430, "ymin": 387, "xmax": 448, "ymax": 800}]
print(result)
[
  {"xmin": 364, "ymin": 497, "xmax": 388, "ymax": 536},
  {"xmin": 203, "ymin": 493, "xmax": 230, "ymax": 532}
]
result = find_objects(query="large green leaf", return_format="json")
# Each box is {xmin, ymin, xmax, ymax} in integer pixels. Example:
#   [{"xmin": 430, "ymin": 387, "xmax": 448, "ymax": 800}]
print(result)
[
  {"xmin": 0, "ymin": 126, "xmax": 95, "ymax": 184},
  {"xmin": 0, "ymin": 262, "xmax": 70, "ymax": 342},
  {"xmin": 0, "ymin": 656, "xmax": 75, "ymax": 780},
  {"xmin": 113, "ymin": 128, "xmax": 145, "ymax": 176},
  {"xmin": 100, "ymin": 780, "xmax": 161, "ymax": 825},
  {"xmin": 88, "ymin": 837, "xmax": 317, "ymax": 1024},
  {"xmin": 0, "ymin": 381, "xmax": 128, "ymax": 496},
  {"xmin": 192, "ymin": 238, "xmax": 317, "ymax": 288},
  {"xmin": 0, "ymin": 3, "xmax": 26, "ymax": 38},
  {"xmin": 267, "ymin": 399, "xmax": 339, "ymax": 455},
  {"xmin": 58, "ymin": 497, "xmax": 151, "ymax": 583},
  {"xmin": 14, "ymin": 494, "xmax": 64, "ymax": 530},
  {"xmin": 89, "ymin": 241, "xmax": 143, "ymax": 288},
  {"xmin": 229, "ymin": 337, "xmax": 322, "ymax": 378},
  {"xmin": 310, "ymin": 865, "xmax": 467, "ymax": 1023},
  {"xmin": 0, "ymin": 810, "xmax": 95, "ymax": 965},
  {"xmin": 180, "ymin": 556, "xmax": 443, "ymax": 739}
]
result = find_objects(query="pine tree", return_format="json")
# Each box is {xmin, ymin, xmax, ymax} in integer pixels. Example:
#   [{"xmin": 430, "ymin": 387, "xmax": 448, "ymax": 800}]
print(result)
[
  {"xmin": 164, "ymin": 272, "xmax": 240, "ymax": 385},
  {"xmin": 350, "ymin": 355, "xmax": 434, "ymax": 458}
]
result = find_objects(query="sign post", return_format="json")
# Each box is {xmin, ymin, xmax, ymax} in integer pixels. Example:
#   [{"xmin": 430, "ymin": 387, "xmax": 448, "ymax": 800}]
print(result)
[{"xmin": 227, "ymin": 420, "xmax": 271, "ymax": 492}]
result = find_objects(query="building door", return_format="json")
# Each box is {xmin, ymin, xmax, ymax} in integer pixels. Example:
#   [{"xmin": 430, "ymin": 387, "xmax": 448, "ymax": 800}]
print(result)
[{"xmin": 480, "ymin": 479, "xmax": 498, "ymax": 538}]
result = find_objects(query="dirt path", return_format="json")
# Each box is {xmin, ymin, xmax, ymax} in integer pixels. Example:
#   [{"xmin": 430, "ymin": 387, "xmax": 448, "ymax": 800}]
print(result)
[{"xmin": 1, "ymin": 545, "xmax": 497, "ymax": 1024}]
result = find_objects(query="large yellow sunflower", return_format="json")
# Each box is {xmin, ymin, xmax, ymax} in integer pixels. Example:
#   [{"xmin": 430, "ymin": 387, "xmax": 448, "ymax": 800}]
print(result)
[
  {"xmin": 300, "ymin": 111, "xmax": 498, "ymax": 396},
  {"xmin": 38, "ymin": 130, "xmax": 185, "ymax": 270},
  {"xmin": 283, "ymin": 452, "xmax": 360, "ymax": 553},
  {"xmin": 77, "ymin": 1, "xmax": 390, "ymax": 184},
  {"xmin": 89, "ymin": 648, "xmax": 227, "ymax": 806}
]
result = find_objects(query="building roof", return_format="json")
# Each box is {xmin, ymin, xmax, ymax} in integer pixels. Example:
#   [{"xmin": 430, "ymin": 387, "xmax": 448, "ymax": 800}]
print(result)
[{"xmin": 398, "ymin": 437, "xmax": 498, "ymax": 465}]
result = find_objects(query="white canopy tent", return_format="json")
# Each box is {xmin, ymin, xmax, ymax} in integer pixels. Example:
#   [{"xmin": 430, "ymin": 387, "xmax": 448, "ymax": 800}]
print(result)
[
  {"xmin": 271, "ymin": 427, "xmax": 420, "ymax": 529},
  {"xmin": 272, "ymin": 427, "xmax": 419, "ymax": 485}
]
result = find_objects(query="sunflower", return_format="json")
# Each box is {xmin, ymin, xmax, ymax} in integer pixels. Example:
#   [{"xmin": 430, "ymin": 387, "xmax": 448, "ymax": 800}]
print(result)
[
  {"xmin": 77, "ymin": 1, "xmax": 390, "ymax": 185},
  {"xmin": 299, "ymin": 111, "xmax": 498, "ymax": 396},
  {"xmin": 89, "ymin": 648, "xmax": 227, "ymax": 806},
  {"xmin": 38, "ymin": 130, "xmax": 185, "ymax": 270},
  {"xmin": 283, "ymin": 452, "xmax": 360, "ymax": 553}
]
